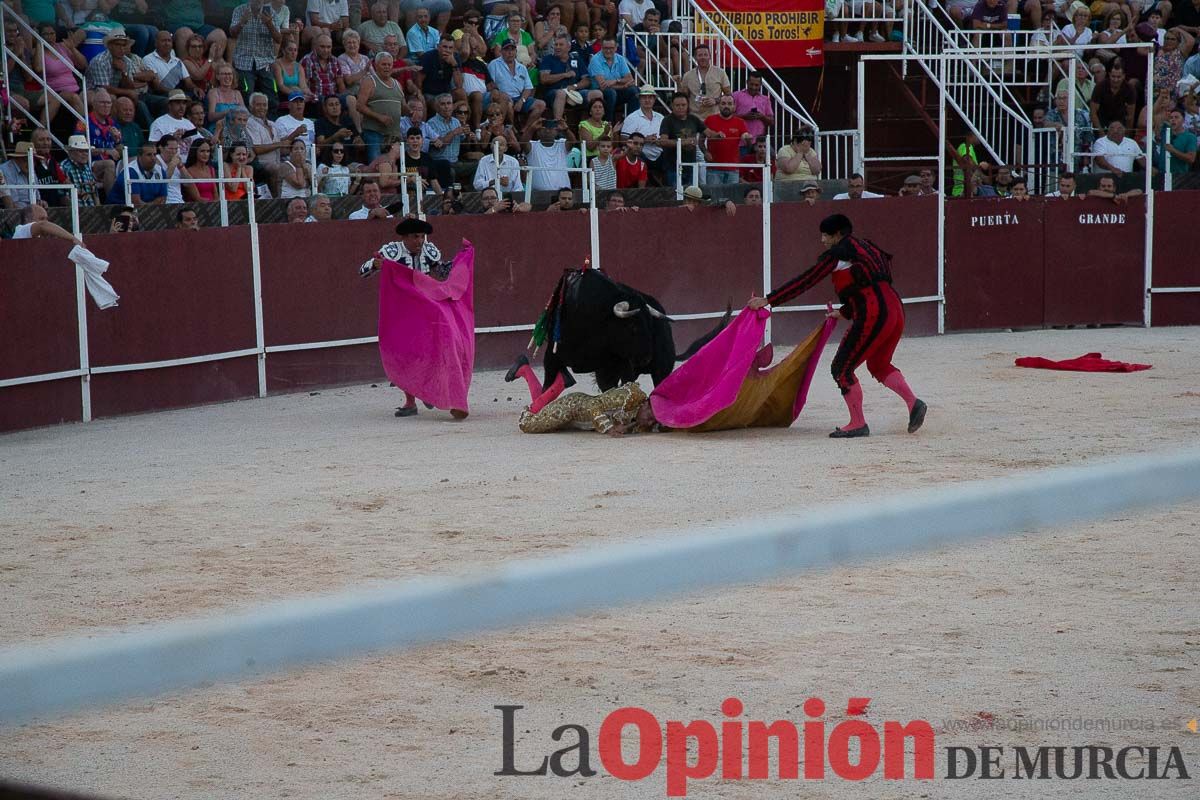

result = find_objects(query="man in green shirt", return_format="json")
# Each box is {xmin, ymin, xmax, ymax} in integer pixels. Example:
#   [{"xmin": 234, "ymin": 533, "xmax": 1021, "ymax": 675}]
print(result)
[
  {"xmin": 114, "ymin": 95, "xmax": 145, "ymax": 156},
  {"xmin": 1154, "ymin": 109, "xmax": 1198, "ymax": 181},
  {"xmin": 951, "ymin": 131, "xmax": 990, "ymax": 197}
]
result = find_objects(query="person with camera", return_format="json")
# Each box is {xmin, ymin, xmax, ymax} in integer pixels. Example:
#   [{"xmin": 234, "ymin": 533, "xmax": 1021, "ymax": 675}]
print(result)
[
  {"xmin": 775, "ymin": 130, "xmax": 822, "ymax": 183},
  {"xmin": 525, "ymin": 118, "xmax": 575, "ymax": 192},
  {"xmin": 230, "ymin": 0, "xmax": 283, "ymax": 98},
  {"xmin": 109, "ymin": 206, "xmax": 141, "ymax": 233},
  {"xmin": 479, "ymin": 185, "xmax": 532, "ymax": 213}
]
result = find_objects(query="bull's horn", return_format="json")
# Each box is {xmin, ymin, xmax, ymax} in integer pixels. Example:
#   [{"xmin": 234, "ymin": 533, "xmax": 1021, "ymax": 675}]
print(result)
[
  {"xmin": 645, "ymin": 306, "xmax": 673, "ymax": 322},
  {"xmin": 613, "ymin": 301, "xmax": 642, "ymax": 318}
]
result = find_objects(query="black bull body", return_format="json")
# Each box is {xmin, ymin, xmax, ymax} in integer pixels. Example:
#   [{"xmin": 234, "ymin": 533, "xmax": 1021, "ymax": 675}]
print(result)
[{"xmin": 540, "ymin": 269, "xmax": 728, "ymax": 392}]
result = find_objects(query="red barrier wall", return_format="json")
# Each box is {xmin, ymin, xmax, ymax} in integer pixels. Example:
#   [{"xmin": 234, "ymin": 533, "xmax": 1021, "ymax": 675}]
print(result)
[
  {"xmin": 944, "ymin": 199, "xmax": 1045, "ymax": 330},
  {"xmin": 945, "ymin": 196, "xmax": 1149, "ymax": 330},
  {"xmin": 1042, "ymin": 196, "xmax": 1145, "ymax": 326},
  {"xmin": 1150, "ymin": 191, "xmax": 1200, "ymax": 327},
  {"xmin": 0, "ymin": 238, "xmax": 82, "ymax": 430},
  {"xmin": 769, "ymin": 196, "xmax": 941, "ymax": 344},
  {"xmin": 82, "ymin": 226, "xmax": 261, "ymax": 417}
]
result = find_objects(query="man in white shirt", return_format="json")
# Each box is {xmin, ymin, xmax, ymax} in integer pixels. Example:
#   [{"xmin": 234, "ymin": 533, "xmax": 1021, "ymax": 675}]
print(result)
[
  {"xmin": 304, "ymin": 0, "xmax": 350, "ymax": 47},
  {"xmin": 619, "ymin": 0, "xmax": 652, "ymax": 27},
  {"xmin": 154, "ymin": 136, "xmax": 186, "ymax": 205},
  {"xmin": 621, "ymin": 86, "xmax": 665, "ymax": 177},
  {"xmin": 274, "ymin": 92, "xmax": 317, "ymax": 144},
  {"xmin": 1091, "ymin": 121, "xmax": 1145, "ymax": 177},
  {"xmin": 348, "ymin": 179, "xmax": 394, "ymax": 219},
  {"xmin": 11, "ymin": 203, "xmax": 84, "ymax": 244},
  {"xmin": 472, "ymin": 136, "xmax": 524, "ymax": 194},
  {"xmin": 525, "ymin": 121, "xmax": 572, "ymax": 191},
  {"xmin": 148, "ymin": 90, "xmax": 195, "ymax": 157},
  {"xmin": 143, "ymin": 30, "xmax": 189, "ymax": 91},
  {"xmin": 833, "ymin": 173, "xmax": 884, "ymax": 199}
]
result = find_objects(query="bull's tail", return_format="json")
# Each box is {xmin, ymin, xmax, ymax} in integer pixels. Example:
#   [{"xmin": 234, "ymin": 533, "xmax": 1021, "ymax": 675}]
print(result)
[{"xmin": 675, "ymin": 302, "xmax": 733, "ymax": 361}]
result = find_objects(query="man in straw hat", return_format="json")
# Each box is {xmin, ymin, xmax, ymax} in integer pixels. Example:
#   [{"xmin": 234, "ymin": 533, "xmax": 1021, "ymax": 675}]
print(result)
[
  {"xmin": 750, "ymin": 214, "xmax": 927, "ymax": 438},
  {"xmin": 360, "ymin": 217, "xmax": 475, "ymax": 420},
  {"xmin": 60, "ymin": 135, "xmax": 102, "ymax": 207}
]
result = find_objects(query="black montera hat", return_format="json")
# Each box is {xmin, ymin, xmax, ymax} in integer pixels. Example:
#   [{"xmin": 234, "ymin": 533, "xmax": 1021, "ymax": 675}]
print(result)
[
  {"xmin": 395, "ymin": 217, "xmax": 433, "ymax": 235},
  {"xmin": 819, "ymin": 214, "xmax": 852, "ymax": 236}
]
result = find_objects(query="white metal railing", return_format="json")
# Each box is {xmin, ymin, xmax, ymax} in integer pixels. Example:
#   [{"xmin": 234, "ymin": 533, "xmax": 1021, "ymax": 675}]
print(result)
[
  {"xmin": 0, "ymin": 5, "xmax": 90, "ymax": 152},
  {"xmin": 621, "ymin": 1, "xmax": 854, "ymax": 179},
  {"xmin": 825, "ymin": 0, "xmax": 904, "ymax": 40},
  {"xmin": 903, "ymin": 1, "xmax": 1031, "ymax": 170}
]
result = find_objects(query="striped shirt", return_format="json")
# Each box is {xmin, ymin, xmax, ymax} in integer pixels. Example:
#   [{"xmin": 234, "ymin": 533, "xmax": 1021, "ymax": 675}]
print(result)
[
  {"xmin": 767, "ymin": 236, "xmax": 893, "ymax": 306},
  {"xmin": 60, "ymin": 158, "xmax": 100, "ymax": 206},
  {"xmin": 301, "ymin": 52, "xmax": 343, "ymax": 100}
]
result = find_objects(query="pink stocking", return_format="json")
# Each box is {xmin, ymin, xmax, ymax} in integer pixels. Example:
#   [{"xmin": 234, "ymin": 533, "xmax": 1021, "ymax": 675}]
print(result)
[
  {"xmin": 529, "ymin": 373, "xmax": 569, "ymax": 414},
  {"xmin": 882, "ymin": 370, "xmax": 917, "ymax": 412},
  {"xmin": 514, "ymin": 364, "xmax": 541, "ymax": 402},
  {"xmin": 843, "ymin": 381, "xmax": 867, "ymax": 430}
]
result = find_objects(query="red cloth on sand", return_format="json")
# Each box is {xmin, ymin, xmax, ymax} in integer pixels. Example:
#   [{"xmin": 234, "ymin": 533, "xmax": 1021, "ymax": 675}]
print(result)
[{"xmin": 1014, "ymin": 353, "xmax": 1151, "ymax": 372}]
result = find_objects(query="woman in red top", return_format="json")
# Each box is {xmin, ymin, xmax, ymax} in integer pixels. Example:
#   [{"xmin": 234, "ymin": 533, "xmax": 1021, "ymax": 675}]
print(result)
[
  {"xmin": 750, "ymin": 214, "xmax": 927, "ymax": 439},
  {"xmin": 223, "ymin": 143, "xmax": 253, "ymax": 201},
  {"xmin": 182, "ymin": 140, "xmax": 218, "ymax": 202}
]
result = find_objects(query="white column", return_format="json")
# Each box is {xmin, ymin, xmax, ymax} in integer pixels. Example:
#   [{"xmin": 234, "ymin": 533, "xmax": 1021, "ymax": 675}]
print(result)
[
  {"xmin": 587, "ymin": 170, "xmax": 600, "ymax": 271},
  {"xmin": 70, "ymin": 188, "xmax": 92, "ymax": 421},
  {"xmin": 217, "ymin": 145, "xmax": 229, "ymax": 228},
  {"xmin": 247, "ymin": 192, "xmax": 267, "ymax": 398},
  {"xmin": 1142, "ymin": 46, "xmax": 1155, "ymax": 328},
  {"xmin": 937, "ymin": 56, "xmax": 947, "ymax": 335}
]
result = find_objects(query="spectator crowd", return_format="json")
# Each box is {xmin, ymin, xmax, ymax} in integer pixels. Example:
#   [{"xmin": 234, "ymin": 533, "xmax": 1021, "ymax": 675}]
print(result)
[
  {"xmin": 0, "ymin": 0, "xmax": 813, "ymax": 227},
  {"xmin": 1, "ymin": 0, "xmax": 1196, "ymax": 231}
]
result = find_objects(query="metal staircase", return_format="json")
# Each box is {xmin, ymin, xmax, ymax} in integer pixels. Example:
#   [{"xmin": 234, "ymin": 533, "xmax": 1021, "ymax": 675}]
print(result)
[{"xmin": 620, "ymin": 0, "xmax": 858, "ymax": 180}]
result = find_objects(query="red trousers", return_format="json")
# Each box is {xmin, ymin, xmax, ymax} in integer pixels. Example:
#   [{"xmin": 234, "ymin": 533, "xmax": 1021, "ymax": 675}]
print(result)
[{"xmin": 831, "ymin": 282, "xmax": 905, "ymax": 394}]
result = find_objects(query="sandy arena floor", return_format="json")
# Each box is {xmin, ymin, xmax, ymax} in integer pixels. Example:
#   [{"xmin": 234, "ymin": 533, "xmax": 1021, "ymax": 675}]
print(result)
[{"xmin": 1, "ymin": 326, "xmax": 1198, "ymax": 799}]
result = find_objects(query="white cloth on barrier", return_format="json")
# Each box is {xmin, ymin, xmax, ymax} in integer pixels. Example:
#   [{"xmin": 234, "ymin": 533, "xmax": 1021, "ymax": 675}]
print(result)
[{"xmin": 68, "ymin": 245, "xmax": 120, "ymax": 310}]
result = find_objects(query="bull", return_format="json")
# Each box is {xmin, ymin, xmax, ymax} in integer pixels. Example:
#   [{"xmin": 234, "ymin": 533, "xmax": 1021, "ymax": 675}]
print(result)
[{"xmin": 527, "ymin": 268, "xmax": 728, "ymax": 392}]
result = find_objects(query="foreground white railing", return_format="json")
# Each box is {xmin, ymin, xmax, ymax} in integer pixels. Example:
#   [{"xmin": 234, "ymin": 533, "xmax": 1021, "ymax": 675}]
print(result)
[{"xmin": 2, "ymin": 447, "xmax": 1198, "ymax": 724}]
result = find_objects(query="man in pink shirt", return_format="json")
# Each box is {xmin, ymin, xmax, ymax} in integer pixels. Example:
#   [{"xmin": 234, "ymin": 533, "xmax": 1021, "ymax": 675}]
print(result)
[{"xmin": 732, "ymin": 72, "xmax": 774, "ymax": 151}]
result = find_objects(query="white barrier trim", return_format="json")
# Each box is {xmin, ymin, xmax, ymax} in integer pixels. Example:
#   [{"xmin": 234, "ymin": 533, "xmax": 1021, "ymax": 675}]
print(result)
[
  {"xmin": 1149, "ymin": 287, "xmax": 1200, "ymax": 294},
  {"xmin": 265, "ymin": 337, "xmax": 379, "ymax": 353},
  {"xmin": 89, "ymin": 348, "xmax": 263, "ymax": 375},
  {"xmin": 2, "ymin": 447, "xmax": 1198, "ymax": 725},
  {"xmin": 0, "ymin": 369, "xmax": 87, "ymax": 389}
]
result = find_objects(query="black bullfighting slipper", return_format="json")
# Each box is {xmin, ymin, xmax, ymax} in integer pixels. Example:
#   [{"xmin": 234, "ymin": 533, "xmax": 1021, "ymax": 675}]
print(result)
[
  {"xmin": 829, "ymin": 425, "xmax": 870, "ymax": 438},
  {"xmin": 394, "ymin": 405, "xmax": 418, "ymax": 418},
  {"xmin": 504, "ymin": 355, "xmax": 530, "ymax": 383},
  {"xmin": 908, "ymin": 399, "xmax": 928, "ymax": 433}
]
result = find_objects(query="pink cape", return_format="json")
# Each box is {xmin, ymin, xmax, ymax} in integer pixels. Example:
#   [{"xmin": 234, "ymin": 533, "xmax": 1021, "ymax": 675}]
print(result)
[
  {"xmin": 649, "ymin": 306, "xmax": 835, "ymax": 429},
  {"xmin": 378, "ymin": 239, "xmax": 475, "ymax": 411}
]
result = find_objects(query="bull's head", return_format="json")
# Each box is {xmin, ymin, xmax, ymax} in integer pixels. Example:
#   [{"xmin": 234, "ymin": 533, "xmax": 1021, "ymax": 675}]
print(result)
[{"xmin": 613, "ymin": 301, "xmax": 673, "ymax": 322}]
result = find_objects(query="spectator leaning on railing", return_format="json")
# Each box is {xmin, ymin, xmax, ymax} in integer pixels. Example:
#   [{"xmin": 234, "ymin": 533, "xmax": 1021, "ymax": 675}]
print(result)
[{"xmin": 1153, "ymin": 108, "xmax": 1198, "ymax": 178}]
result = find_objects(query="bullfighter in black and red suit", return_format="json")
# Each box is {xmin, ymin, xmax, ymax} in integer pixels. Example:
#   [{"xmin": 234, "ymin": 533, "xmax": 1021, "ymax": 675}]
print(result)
[{"xmin": 750, "ymin": 213, "xmax": 928, "ymax": 438}]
